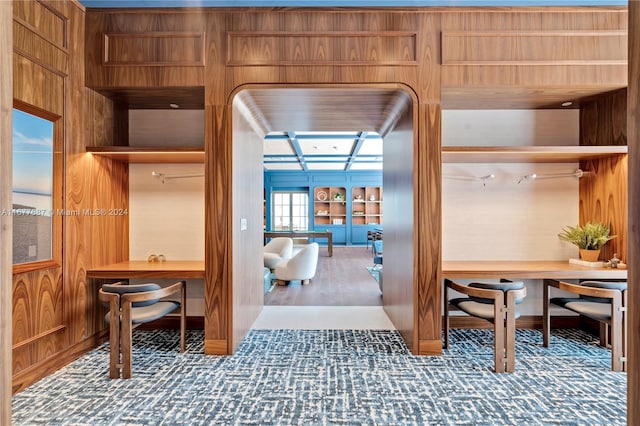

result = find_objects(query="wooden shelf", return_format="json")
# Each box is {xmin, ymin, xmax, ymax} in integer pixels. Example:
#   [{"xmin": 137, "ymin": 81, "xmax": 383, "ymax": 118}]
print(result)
[
  {"xmin": 442, "ymin": 145, "xmax": 628, "ymax": 163},
  {"xmin": 87, "ymin": 146, "xmax": 204, "ymax": 163}
]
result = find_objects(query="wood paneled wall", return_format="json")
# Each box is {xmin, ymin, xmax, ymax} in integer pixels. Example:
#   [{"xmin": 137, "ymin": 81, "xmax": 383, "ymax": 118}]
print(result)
[
  {"xmin": 627, "ymin": 2, "xmax": 639, "ymax": 424},
  {"xmin": 1, "ymin": 0, "xmax": 13, "ymax": 420},
  {"xmin": 579, "ymin": 89, "xmax": 628, "ymax": 262},
  {"xmin": 440, "ymin": 8, "xmax": 628, "ymax": 108},
  {"xmin": 82, "ymin": 6, "xmax": 630, "ymax": 357},
  {"xmin": 11, "ymin": 0, "xmax": 129, "ymax": 393}
]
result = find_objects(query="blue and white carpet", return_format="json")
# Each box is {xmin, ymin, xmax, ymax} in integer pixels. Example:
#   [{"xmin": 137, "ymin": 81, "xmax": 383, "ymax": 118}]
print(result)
[{"xmin": 12, "ymin": 329, "xmax": 626, "ymax": 425}]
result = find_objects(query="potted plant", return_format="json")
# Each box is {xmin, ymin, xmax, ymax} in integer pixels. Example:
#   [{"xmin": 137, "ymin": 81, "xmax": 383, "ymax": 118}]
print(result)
[{"xmin": 558, "ymin": 222, "xmax": 616, "ymax": 261}]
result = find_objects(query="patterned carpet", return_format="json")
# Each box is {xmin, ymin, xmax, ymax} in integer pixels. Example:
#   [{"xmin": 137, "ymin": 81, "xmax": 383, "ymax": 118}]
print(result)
[{"xmin": 12, "ymin": 328, "xmax": 626, "ymax": 425}]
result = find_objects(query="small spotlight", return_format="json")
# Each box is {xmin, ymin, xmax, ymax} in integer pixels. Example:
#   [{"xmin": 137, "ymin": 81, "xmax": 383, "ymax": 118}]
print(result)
[
  {"xmin": 169, "ymin": 103, "xmax": 180, "ymax": 109},
  {"xmin": 561, "ymin": 101, "xmax": 573, "ymax": 107}
]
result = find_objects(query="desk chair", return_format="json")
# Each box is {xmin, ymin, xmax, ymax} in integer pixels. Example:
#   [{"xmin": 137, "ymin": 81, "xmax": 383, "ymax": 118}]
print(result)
[
  {"xmin": 99, "ymin": 281, "xmax": 186, "ymax": 379},
  {"xmin": 543, "ymin": 279, "xmax": 627, "ymax": 371},
  {"xmin": 444, "ymin": 278, "xmax": 526, "ymax": 372}
]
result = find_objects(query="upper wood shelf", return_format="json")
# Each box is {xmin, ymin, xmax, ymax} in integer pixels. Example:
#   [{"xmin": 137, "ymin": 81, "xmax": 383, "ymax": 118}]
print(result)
[
  {"xmin": 442, "ymin": 145, "xmax": 628, "ymax": 163},
  {"xmin": 87, "ymin": 146, "xmax": 204, "ymax": 163}
]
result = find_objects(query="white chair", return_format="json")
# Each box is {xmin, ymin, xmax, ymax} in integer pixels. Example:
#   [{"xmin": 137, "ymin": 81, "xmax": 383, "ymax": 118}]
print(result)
[
  {"xmin": 274, "ymin": 242, "xmax": 319, "ymax": 285},
  {"xmin": 263, "ymin": 237, "xmax": 293, "ymax": 269}
]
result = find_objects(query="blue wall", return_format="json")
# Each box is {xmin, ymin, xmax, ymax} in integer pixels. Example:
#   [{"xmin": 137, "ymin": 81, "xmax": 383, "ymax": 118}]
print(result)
[{"xmin": 264, "ymin": 170, "xmax": 382, "ymax": 245}]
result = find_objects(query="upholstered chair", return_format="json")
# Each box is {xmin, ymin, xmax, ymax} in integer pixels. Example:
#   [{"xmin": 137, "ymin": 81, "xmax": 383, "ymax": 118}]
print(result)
[
  {"xmin": 99, "ymin": 281, "xmax": 186, "ymax": 379},
  {"xmin": 263, "ymin": 237, "xmax": 294, "ymax": 269},
  {"xmin": 444, "ymin": 278, "xmax": 527, "ymax": 373},
  {"xmin": 543, "ymin": 279, "xmax": 627, "ymax": 371},
  {"xmin": 274, "ymin": 242, "xmax": 319, "ymax": 285}
]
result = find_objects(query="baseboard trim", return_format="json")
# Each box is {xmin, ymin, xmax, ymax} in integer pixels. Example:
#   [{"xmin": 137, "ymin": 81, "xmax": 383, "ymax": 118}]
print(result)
[{"xmin": 12, "ymin": 329, "xmax": 109, "ymax": 394}]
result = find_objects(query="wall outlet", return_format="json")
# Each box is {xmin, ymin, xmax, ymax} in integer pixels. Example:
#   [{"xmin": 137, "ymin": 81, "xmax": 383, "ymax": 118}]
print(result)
[{"xmin": 240, "ymin": 218, "xmax": 247, "ymax": 231}]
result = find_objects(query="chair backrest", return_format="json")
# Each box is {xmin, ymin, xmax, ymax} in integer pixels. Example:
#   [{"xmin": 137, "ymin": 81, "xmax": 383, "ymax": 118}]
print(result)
[
  {"xmin": 468, "ymin": 280, "xmax": 526, "ymax": 304},
  {"xmin": 579, "ymin": 280, "xmax": 627, "ymax": 303},
  {"xmin": 279, "ymin": 242, "xmax": 319, "ymax": 279},
  {"xmin": 264, "ymin": 237, "xmax": 293, "ymax": 258},
  {"xmin": 101, "ymin": 283, "xmax": 161, "ymax": 307}
]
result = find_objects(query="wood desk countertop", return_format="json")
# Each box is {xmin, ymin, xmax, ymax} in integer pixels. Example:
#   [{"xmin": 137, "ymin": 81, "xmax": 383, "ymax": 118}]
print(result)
[
  {"xmin": 442, "ymin": 260, "xmax": 627, "ymax": 280},
  {"xmin": 86, "ymin": 260, "xmax": 205, "ymax": 279}
]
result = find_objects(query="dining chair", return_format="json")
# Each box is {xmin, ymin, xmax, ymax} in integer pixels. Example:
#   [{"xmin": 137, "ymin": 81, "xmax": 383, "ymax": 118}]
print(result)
[
  {"xmin": 444, "ymin": 278, "xmax": 526, "ymax": 372},
  {"xmin": 99, "ymin": 281, "xmax": 186, "ymax": 379},
  {"xmin": 543, "ymin": 279, "xmax": 627, "ymax": 371}
]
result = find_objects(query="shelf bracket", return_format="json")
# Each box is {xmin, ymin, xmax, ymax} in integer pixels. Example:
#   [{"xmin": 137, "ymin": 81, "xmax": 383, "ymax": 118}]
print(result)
[
  {"xmin": 517, "ymin": 169, "xmax": 590, "ymax": 184},
  {"xmin": 151, "ymin": 171, "xmax": 204, "ymax": 184}
]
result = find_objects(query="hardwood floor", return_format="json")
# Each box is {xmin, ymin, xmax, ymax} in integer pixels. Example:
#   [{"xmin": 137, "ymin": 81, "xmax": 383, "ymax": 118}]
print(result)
[{"xmin": 264, "ymin": 246, "xmax": 382, "ymax": 306}]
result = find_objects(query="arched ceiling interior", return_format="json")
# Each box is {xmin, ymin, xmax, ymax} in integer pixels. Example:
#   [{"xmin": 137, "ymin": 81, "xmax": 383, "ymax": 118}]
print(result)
[{"xmin": 234, "ymin": 88, "xmax": 411, "ymax": 171}]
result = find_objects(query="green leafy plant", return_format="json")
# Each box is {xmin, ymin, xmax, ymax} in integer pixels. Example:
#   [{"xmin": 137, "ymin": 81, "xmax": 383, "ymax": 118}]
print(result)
[{"xmin": 558, "ymin": 222, "xmax": 616, "ymax": 250}]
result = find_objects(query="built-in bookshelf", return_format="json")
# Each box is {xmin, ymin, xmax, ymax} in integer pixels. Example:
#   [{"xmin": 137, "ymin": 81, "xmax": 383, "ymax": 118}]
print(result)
[
  {"xmin": 314, "ymin": 186, "xmax": 347, "ymax": 226},
  {"xmin": 351, "ymin": 186, "xmax": 383, "ymax": 225}
]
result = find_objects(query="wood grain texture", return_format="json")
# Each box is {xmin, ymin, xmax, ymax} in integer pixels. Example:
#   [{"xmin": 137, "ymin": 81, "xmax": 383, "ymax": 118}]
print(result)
[
  {"xmin": 86, "ymin": 146, "xmax": 205, "ymax": 163},
  {"xmin": 0, "ymin": 0, "xmax": 12, "ymax": 419},
  {"xmin": 204, "ymin": 104, "xmax": 230, "ymax": 354},
  {"xmin": 12, "ymin": 0, "xmax": 130, "ymax": 392},
  {"xmin": 627, "ymin": 2, "xmax": 639, "ymax": 423},
  {"xmin": 104, "ymin": 32, "xmax": 205, "ymax": 67},
  {"xmin": 416, "ymin": 103, "xmax": 442, "ymax": 355},
  {"xmin": 442, "ymin": 260, "xmax": 627, "ymax": 280},
  {"xmin": 85, "ymin": 11, "xmax": 206, "ymax": 88},
  {"xmin": 578, "ymin": 155, "xmax": 628, "ymax": 262},
  {"xmin": 580, "ymin": 88, "xmax": 627, "ymax": 146},
  {"xmin": 440, "ymin": 9, "xmax": 628, "ymax": 108},
  {"xmin": 87, "ymin": 261, "xmax": 205, "ymax": 279},
  {"xmin": 13, "ymin": 0, "xmax": 66, "ymax": 50},
  {"xmin": 579, "ymin": 89, "xmax": 628, "ymax": 262},
  {"xmin": 11, "ymin": 0, "xmax": 66, "ymax": 386},
  {"xmin": 442, "ymin": 145, "xmax": 627, "ymax": 163},
  {"xmin": 226, "ymin": 31, "xmax": 417, "ymax": 66},
  {"xmin": 442, "ymin": 30, "xmax": 626, "ymax": 65}
]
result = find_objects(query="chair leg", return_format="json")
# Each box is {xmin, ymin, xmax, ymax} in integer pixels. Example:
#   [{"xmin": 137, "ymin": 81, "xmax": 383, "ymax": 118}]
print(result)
[
  {"xmin": 494, "ymin": 318, "xmax": 505, "ymax": 373},
  {"xmin": 623, "ymin": 290, "xmax": 628, "ymax": 372},
  {"xmin": 599, "ymin": 323, "xmax": 609, "ymax": 348},
  {"xmin": 180, "ymin": 283, "xmax": 186, "ymax": 353},
  {"xmin": 542, "ymin": 280, "xmax": 550, "ymax": 347},
  {"xmin": 610, "ymin": 299, "xmax": 624, "ymax": 372},
  {"xmin": 108, "ymin": 310, "xmax": 120, "ymax": 379},
  {"xmin": 505, "ymin": 305, "xmax": 516, "ymax": 373},
  {"xmin": 444, "ymin": 283, "xmax": 450, "ymax": 349},
  {"xmin": 121, "ymin": 303, "xmax": 133, "ymax": 379}
]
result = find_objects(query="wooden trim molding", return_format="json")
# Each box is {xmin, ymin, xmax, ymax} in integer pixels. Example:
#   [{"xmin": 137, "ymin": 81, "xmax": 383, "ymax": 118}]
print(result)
[
  {"xmin": 12, "ymin": 330, "xmax": 109, "ymax": 394},
  {"xmin": 442, "ymin": 30, "xmax": 627, "ymax": 66},
  {"xmin": 1, "ymin": 0, "xmax": 12, "ymax": 420},
  {"xmin": 103, "ymin": 32, "xmax": 206, "ymax": 67},
  {"xmin": 11, "ymin": 325, "xmax": 66, "ymax": 350},
  {"xmin": 226, "ymin": 31, "xmax": 418, "ymax": 66},
  {"xmin": 204, "ymin": 339, "xmax": 228, "ymax": 355}
]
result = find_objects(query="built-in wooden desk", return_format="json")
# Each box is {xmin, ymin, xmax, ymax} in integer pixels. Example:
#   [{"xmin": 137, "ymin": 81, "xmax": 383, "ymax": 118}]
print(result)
[
  {"xmin": 87, "ymin": 261, "xmax": 205, "ymax": 279},
  {"xmin": 442, "ymin": 260, "xmax": 627, "ymax": 280},
  {"xmin": 264, "ymin": 230, "xmax": 333, "ymax": 256}
]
